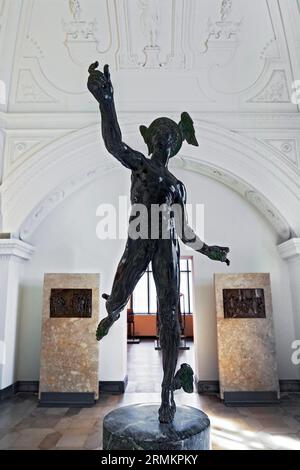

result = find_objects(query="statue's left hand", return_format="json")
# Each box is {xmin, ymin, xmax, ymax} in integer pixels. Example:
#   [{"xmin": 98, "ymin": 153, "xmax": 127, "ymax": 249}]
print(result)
[
  {"xmin": 87, "ymin": 62, "xmax": 113, "ymax": 103},
  {"xmin": 200, "ymin": 244, "xmax": 230, "ymax": 266}
]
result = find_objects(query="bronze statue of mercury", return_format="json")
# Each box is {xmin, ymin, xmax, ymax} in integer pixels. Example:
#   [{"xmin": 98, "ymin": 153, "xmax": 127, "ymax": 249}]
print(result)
[{"xmin": 87, "ymin": 62, "xmax": 230, "ymax": 424}]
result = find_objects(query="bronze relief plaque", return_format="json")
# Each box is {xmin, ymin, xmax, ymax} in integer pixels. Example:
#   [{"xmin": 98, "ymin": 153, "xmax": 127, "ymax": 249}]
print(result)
[
  {"xmin": 50, "ymin": 289, "xmax": 92, "ymax": 318},
  {"xmin": 223, "ymin": 288, "xmax": 266, "ymax": 319}
]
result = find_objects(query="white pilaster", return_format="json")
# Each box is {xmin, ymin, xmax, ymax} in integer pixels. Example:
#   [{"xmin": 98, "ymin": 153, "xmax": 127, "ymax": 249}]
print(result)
[
  {"xmin": 0, "ymin": 239, "xmax": 35, "ymax": 390},
  {"xmin": 278, "ymin": 239, "xmax": 300, "ymax": 349}
]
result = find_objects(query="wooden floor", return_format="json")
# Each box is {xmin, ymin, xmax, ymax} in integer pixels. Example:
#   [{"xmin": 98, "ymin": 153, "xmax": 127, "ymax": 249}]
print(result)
[{"xmin": 0, "ymin": 339, "xmax": 300, "ymax": 450}]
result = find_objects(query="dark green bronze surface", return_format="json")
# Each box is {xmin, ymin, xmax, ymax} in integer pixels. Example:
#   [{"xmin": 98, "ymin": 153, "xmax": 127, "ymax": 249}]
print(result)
[{"xmin": 87, "ymin": 62, "xmax": 230, "ymax": 423}]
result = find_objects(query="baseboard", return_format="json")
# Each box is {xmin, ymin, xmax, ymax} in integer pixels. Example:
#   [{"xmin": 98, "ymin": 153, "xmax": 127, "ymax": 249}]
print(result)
[
  {"xmin": 99, "ymin": 375, "xmax": 128, "ymax": 394},
  {"xmin": 4, "ymin": 377, "xmax": 297, "ymax": 400},
  {"xmin": 0, "ymin": 376, "xmax": 128, "ymax": 400},
  {"xmin": 279, "ymin": 379, "xmax": 300, "ymax": 393},
  {"xmin": 39, "ymin": 392, "xmax": 96, "ymax": 407},
  {"xmin": 196, "ymin": 379, "xmax": 300, "ymax": 395},
  {"xmin": 17, "ymin": 381, "xmax": 39, "ymax": 393},
  {"xmin": 196, "ymin": 380, "xmax": 220, "ymax": 394},
  {"xmin": 223, "ymin": 391, "xmax": 279, "ymax": 406},
  {"xmin": 0, "ymin": 383, "xmax": 17, "ymax": 401}
]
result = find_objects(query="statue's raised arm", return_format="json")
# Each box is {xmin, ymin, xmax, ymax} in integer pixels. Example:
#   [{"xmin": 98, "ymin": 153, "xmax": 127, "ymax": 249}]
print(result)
[{"xmin": 87, "ymin": 62, "xmax": 144, "ymax": 171}]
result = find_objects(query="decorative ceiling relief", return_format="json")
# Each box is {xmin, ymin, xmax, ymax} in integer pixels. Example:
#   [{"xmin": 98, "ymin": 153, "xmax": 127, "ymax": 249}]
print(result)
[
  {"xmin": 16, "ymin": 70, "xmax": 56, "ymax": 103},
  {"xmin": 62, "ymin": 0, "xmax": 111, "ymax": 67},
  {"xmin": 4, "ymin": 131, "xmax": 69, "ymax": 176},
  {"xmin": 14, "ymin": 0, "xmax": 117, "ymax": 98},
  {"xmin": 259, "ymin": 37, "xmax": 279, "ymax": 61},
  {"xmin": 6, "ymin": 0, "xmax": 298, "ymax": 111},
  {"xmin": 248, "ymin": 70, "xmax": 290, "ymax": 103},
  {"xmin": 206, "ymin": 0, "xmax": 242, "ymax": 44},
  {"xmin": 116, "ymin": 0, "xmax": 185, "ymax": 69},
  {"xmin": 261, "ymin": 139, "xmax": 298, "ymax": 167},
  {"xmin": 139, "ymin": 0, "xmax": 162, "ymax": 67},
  {"xmin": 10, "ymin": 139, "xmax": 43, "ymax": 164},
  {"xmin": 185, "ymin": 0, "xmax": 294, "ymax": 107}
]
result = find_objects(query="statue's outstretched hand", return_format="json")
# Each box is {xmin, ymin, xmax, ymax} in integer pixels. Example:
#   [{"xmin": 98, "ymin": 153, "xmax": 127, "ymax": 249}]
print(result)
[
  {"xmin": 200, "ymin": 244, "xmax": 230, "ymax": 266},
  {"xmin": 87, "ymin": 62, "xmax": 113, "ymax": 103}
]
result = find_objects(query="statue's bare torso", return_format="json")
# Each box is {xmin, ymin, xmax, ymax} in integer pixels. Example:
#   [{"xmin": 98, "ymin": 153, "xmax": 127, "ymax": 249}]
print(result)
[{"xmin": 131, "ymin": 158, "xmax": 183, "ymax": 206}]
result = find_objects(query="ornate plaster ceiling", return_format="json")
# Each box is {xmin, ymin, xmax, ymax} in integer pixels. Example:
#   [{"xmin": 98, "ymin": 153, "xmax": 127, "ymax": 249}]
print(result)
[{"xmin": 0, "ymin": 0, "xmax": 299, "ymax": 113}]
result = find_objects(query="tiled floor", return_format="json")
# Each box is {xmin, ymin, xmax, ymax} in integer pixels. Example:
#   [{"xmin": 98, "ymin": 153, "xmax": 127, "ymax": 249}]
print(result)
[
  {"xmin": 126, "ymin": 337, "xmax": 194, "ymax": 393},
  {"xmin": 0, "ymin": 339, "xmax": 300, "ymax": 450}
]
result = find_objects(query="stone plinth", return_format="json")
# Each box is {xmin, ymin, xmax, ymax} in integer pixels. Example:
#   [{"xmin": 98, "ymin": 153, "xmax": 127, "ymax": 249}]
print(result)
[
  {"xmin": 39, "ymin": 273, "xmax": 100, "ymax": 406},
  {"xmin": 214, "ymin": 273, "xmax": 279, "ymax": 404},
  {"xmin": 103, "ymin": 404, "xmax": 210, "ymax": 450}
]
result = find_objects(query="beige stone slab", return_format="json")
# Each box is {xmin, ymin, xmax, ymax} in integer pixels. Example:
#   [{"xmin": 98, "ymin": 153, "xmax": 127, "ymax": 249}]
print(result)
[
  {"xmin": 214, "ymin": 273, "xmax": 279, "ymax": 399},
  {"xmin": 39, "ymin": 273, "xmax": 100, "ymax": 399}
]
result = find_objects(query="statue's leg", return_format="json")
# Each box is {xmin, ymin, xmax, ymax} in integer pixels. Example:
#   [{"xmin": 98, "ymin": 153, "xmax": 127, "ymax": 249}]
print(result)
[
  {"xmin": 96, "ymin": 238, "xmax": 154, "ymax": 341},
  {"xmin": 152, "ymin": 239, "xmax": 180, "ymax": 424}
]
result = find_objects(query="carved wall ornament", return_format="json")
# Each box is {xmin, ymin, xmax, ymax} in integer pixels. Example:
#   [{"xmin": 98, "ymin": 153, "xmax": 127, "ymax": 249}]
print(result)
[
  {"xmin": 200, "ymin": 0, "xmax": 243, "ymax": 92},
  {"xmin": 206, "ymin": 0, "xmax": 242, "ymax": 43},
  {"xmin": 62, "ymin": 0, "xmax": 112, "ymax": 67},
  {"xmin": 69, "ymin": 0, "xmax": 82, "ymax": 21},
  {"xmin": 18, "ymin": 160, "xmax": 117, "ymax": 241},
  {"xmin": 9, "ymin": 139, "xmax": 43, "ymax": 165},
  {"xmin": 248, "ymin": 70, "xmax": 290, "ymax": 103},
  {"xmin": 139, "ymin": 0, "xmax": 162, "ymax": 67},
  {"xmin": 24, "ymin": 35, "xmax": 45, "ymax": 60},
  {"xmin": 281, "ymin": 142, "xmax": 293, "ymax": 154},
  {"xmin": 7, "ymin": 120, "xmax": 297, "ymax": 242},
  {"xmin": 117, "ymin": 0, "xmax": 185, "ymax": 70},
  {"xmin": 19, "ymin": 189, "xmax": 66, "ymax": 241},
  {"xmin": 220, "ymin": 0, "xmax": 232, "ymax": 22},
  {"xmin": 179, "ymin": 158, "xmax": 292, "ymax": 241},
  {"xmin": 139, "ymin": 0, "xmax": 160, "ymax": 48},
  {"xmin": 259, "ymin": 37, "xmax": 279, "ymax": 60},
  {"xmin": 245, "ymin": 190, "xmax": 291, "ymax": 241},
  {"xmin": 16, "ymin": 70, "xmax": 56, "ymax": 103},
  {"xmin": 261, "ymin": 139, "xmax": 298, "ymax": 167}
]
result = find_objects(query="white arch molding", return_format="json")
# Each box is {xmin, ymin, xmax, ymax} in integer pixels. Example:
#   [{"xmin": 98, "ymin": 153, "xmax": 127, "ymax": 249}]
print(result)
[{"xmin": 1, "ymin": 120, "xmax": 299, "ymax": 243}]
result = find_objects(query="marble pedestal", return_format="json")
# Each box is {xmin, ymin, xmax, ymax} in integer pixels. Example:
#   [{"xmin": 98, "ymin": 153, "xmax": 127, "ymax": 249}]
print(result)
[
  {"xmin": 103, "ymin": 404, "xmax": 210, "ymax": 450},
  {"xmin": 39, "ymin": 273, "xmax": 100, "ymax": 406},
  {"xmin": 214, "ymin": 273, "xmax": 279, "ymax": 405}
]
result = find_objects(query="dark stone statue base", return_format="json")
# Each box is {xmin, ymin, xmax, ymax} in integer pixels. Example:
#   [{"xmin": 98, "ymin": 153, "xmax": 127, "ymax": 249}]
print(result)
[{"xmin": 102, "ymin": 404, "xmax": 210, "ymax": 450}]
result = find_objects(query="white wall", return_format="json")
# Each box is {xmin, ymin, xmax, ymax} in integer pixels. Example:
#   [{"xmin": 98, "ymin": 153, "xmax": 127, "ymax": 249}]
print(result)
[
  {"xmin": 178, "ymin": 170, "xmax": 297, "ymax": 381},
  {"xmin": 16, "ymin": 166, "xmax": 298, "ymax": 383},
  {"xmin": 0, "ymin": 129, "xmax": 4, "ymax": 231}
]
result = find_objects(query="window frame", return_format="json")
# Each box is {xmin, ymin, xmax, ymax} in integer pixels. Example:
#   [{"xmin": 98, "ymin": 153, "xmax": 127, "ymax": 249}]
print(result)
[{"xmin": 131, "ymin": 256, "xmax": 194, "ymax": 315}]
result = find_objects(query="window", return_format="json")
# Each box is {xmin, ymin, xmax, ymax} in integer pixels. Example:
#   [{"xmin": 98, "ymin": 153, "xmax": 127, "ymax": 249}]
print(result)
[{"xmin": 132, "ymin": 258, "xmax": 193, "ymax": 314}]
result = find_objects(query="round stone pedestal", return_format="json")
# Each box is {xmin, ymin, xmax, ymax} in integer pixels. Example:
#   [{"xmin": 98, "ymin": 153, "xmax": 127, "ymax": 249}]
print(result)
[{"xmin": 103, "ymin": 404, "xmax": 210, "ymax": 450}]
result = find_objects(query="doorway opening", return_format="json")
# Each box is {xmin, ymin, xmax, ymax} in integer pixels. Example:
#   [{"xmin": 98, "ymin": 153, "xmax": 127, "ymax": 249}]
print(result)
[{"xmin": 126, "ymin": 257, "xmax": 195, "ymax": 393}]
